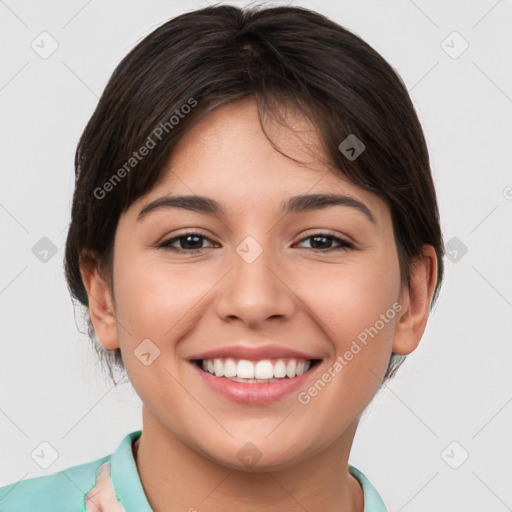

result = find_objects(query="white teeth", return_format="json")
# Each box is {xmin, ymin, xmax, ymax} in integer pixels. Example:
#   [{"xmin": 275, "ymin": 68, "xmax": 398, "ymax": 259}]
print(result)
[
  {"xmin": 213, "ymin": 359, "xmax": 224, "ymax": 377},
  {"xmin": 274, "ymin": 359, "xmax": 287, "ymax": 378},
  {"xmin": 237, "ymin": 360, "xmax": 254, "ymax": 379},
  {"xmin": 223, "ymin": 358, "xmax": 237, "ymax": 378},
  {"xmin": 286, "ymin": 359, "xmax": 297, "ymax": 378},
  {"xmin": 199, "ymin": 357, "xmax": 313, "ymax": 380},
  {"xmin": 255, "ymin": 360, "xmax": 274, "ymax": 379}
]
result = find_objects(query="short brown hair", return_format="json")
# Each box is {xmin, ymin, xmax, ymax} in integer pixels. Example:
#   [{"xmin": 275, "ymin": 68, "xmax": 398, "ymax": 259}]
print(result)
[{"xmin": 64, "ymin": 4, "xmax": 445, "ymax": 385}]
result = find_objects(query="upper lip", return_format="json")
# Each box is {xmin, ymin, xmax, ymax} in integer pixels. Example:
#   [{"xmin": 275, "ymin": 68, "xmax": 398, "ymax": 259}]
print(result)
[{"xmin": 189, "ymin": 344, "xmax": 321, "ymax": 361}]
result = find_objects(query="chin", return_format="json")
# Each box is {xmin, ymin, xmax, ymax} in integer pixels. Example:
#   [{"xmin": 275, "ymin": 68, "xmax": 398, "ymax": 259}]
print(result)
[{"xmin": 200, "ymin": 439, "xmax": 314, "ymax": 473}]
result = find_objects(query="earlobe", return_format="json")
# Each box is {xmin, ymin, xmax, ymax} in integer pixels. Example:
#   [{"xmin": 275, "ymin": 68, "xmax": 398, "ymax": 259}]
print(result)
[
  {"xmin": 392, "ymin": 245, "xmax": 438, "ymax": 355},
  {"xmin": 79, "ymin": 256, "xmax": 120, "ymax": 350}
]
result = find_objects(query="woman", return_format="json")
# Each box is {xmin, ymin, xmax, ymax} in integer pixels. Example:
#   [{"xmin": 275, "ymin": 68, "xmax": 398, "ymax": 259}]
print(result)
[{"xmin": 0, "ymin": 4, "xmax": 443, "ymax": 511}]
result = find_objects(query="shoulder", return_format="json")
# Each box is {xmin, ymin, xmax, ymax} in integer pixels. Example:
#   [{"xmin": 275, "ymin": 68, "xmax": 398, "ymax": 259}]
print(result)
[
  {"xmin": 0, "ymin": 454, "xmax": 110, "ymax": 512},
  {"xmin": 349, "ymin": 465, "xmax": 388, "ymax": 512}
]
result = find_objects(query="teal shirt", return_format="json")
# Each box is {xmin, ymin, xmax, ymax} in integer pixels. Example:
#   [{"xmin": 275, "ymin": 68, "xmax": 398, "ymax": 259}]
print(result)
[{"xmin": 0, "ymin": 430, "xmax": 387, "ymax": 511}]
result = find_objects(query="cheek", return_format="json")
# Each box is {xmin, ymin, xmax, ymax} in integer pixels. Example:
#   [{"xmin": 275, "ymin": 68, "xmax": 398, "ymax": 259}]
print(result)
[
  {"xmin": 301, "ymin": 254, "xmax": 401, "ymax": 361},
  {"xmin": 293, "ymin": 259, "xmax": 401, "ymax": 422},
  {"xmin": 113, "ymin": 255, "xmax": 214, "ymax": 344},
  {"xmin": 112, "ymin": 258, "xmax": 213, "ymax": 398}
]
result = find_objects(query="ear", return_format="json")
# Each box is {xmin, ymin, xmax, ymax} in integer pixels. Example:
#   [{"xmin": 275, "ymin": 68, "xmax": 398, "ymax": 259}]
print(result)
[
  {"xmin": 392, "ymin": 245, "xmax": 438, "ymax": 355},
  {"xmin": 80, "ymin": 254, "xmax": 120, "ymax": 350}
]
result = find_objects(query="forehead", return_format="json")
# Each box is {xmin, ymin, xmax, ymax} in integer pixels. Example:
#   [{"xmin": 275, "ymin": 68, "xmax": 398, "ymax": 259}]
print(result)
[{"xmin": 128, "ymin": 97, "xmax": 391, "ymax": 224}]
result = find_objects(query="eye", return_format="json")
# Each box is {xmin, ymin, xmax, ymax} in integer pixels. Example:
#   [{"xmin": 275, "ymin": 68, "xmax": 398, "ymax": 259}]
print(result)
[
  {"xmin": 158, "ymin": 231, "xmax": 355, "ymax": 253},
  {"xmin": 158, "ymin": 232, "xmax": 217, "ymax": 253},
  {"xmin": 294, "ymin": 232, "xmax": 355, "ymax": 251}
]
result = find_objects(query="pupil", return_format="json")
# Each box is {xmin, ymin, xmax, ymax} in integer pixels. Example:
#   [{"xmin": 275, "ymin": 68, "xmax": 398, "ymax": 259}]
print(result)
[
  {"xmin": 182, "ymin": 235, "xmax": 202, "ymax": 249},
  {"xmin": 311, "ymin": 236, "xmax": 330, "ymax": 249}
]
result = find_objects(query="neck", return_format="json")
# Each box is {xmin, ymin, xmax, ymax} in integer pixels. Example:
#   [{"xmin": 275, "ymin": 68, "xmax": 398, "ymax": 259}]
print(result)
[{"xmin": 133, "ymin": 408, "xmax": 364, "ymax": 512}]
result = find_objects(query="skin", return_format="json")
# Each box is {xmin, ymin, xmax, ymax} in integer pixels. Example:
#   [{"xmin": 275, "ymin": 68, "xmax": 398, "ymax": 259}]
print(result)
[{"xmin": 81, "ymin": 96, "xmax": 438, "ymax": 512}]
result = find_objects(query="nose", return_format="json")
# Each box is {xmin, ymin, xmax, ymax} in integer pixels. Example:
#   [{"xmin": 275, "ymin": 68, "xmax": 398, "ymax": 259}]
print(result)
[{"xmin": 214, "ymin": 240, "xmax": 297, "ymax": 329}]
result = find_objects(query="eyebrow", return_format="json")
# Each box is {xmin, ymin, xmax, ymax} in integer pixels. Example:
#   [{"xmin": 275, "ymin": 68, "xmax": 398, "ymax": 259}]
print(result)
[{"xmin": 137, "ymin": 193, "xmax": 376, "ymax": 224}]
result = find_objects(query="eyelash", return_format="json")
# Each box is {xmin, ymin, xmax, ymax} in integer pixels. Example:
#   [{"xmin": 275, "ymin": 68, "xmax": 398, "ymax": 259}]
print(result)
[{"xmin": 157, "ymin": 231, "xmax": 355, "ymax": 253}]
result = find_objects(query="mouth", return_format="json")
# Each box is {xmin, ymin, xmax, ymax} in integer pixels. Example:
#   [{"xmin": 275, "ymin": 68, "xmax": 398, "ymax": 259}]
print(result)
[
  {"xmin": 188, "ymin": 344, "xmax": 323, "ymax": 404},
  {"xmin": 192, "ymin": 357, "xmax": 322, "ymax": 384}
]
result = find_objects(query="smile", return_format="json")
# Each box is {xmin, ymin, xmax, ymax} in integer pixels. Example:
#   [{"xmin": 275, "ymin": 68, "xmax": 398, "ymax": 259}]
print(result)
[
  {"xmin": 191, "ymin": 357, "xmax": 322, "ymax": 404},
  {"xmin": 196, "ymin": 357, "xmax": 318, "ymax": 382}
]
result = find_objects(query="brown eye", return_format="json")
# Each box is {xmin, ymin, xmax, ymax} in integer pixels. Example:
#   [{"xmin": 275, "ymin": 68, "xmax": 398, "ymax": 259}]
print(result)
[
  {"xmin": 158, "ymin": 233, "xmax": 217, "ymax": 253},
  {"xmin": 295, "ymin": 233, "xmax": 354, "ymax": 251}
]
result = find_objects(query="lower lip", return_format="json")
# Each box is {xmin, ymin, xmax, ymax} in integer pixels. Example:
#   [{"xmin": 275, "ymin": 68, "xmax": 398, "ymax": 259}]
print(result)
[{"xmin": 192, "ymin": 362, "xmax": 319, "ymax": 404}]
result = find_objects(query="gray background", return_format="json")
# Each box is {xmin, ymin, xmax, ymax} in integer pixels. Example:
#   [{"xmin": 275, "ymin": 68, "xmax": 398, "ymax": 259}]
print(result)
[{"xmin": 1, "ymin": 0, "xmax": 511, "ymax": 510}]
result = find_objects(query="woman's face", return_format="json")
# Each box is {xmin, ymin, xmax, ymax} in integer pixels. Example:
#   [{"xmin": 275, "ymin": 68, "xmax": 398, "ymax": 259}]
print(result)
[{"xmin": 103, "ymin": 97, "xmax": 409, "ymax": 470}]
